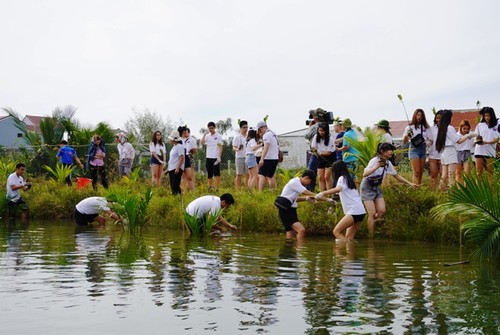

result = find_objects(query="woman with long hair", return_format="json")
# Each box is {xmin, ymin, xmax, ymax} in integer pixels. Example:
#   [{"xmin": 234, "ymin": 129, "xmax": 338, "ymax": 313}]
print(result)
[
  {"xmin": 311, "ymin": 123, "xmax": 336, "ymax": 191},
  {"xmin": 425, "ymin": 111, "xmax": 443, "ymax": 191},
  {"xmin": 403, "ymin": 109, "xmax": 429, "ymax": 185},
  {"xmin": 181, "ymin": 127, "xmax": 197, "ymax": 192},
  {"xmin": 149, "ymin": 131, "xmax": 166, "ymax": 186},
  {"xmin": 473, "ymin": 107, "xmax": 499, "ymax": 179},
  {"xmin": 435, "ymin": 110, "xmax": 475, "ymax": 191},
  {"xmin": 315, "ymin": 160, "xmax": 365, "ymax": 241},
  {"xmin": 245, "ymin": 128, "xmax": 260, "ymax": 189},
  {"xmin": 360, "ymin": 143, "xmax": 417, "ymax": 237},
  {"xmin": 455, "ymin": 120, "xmax": 474, "ymax": 184}
]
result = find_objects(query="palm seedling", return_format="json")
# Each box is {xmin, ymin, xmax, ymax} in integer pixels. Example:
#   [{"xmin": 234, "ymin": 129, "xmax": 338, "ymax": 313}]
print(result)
[
  {"xmin": 183, "ymin": 209, "xmax": 224, "ymax": 237},
  {"xmin": 43, "ymin": 163, "xmax": 75, "ymax": 183}
]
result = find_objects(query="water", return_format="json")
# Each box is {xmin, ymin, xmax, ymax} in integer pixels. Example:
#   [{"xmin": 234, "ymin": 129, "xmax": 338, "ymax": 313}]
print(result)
[{"xmin": 1, "ymin": 220, "xmax": 499, "ymax": 334}]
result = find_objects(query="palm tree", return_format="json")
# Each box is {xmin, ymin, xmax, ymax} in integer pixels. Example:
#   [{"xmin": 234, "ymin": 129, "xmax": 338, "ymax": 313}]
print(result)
[{"xmin": 430, "ymin": 173, "xmax": 500, "ymax": 261}]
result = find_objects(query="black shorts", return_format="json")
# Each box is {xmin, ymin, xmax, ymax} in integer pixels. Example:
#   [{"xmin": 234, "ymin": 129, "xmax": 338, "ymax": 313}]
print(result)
[
  {"xmin": 317, "ymin": 154, "xmax": 336, "ymax": 169},
  {"xmin": 74, "ymin": 208, "xmax": 98, "ymax": 225},
  {"xmin": 258, "ymin": 159, "xmax": 279, "ymax": 178},
  {"xmin": 206, "ymin": 158, "xmax": 221, "ymax": 178},
  {"xmin": 351, "ymin": 213, "xmax": 366, "ymax": 223},
  {"xmin": 150, "ymin": 155, "xmax": 162, "ymax": 165},
  {"xmin": 278, "ymin": 207, "xmax": 299, "ymax": 232},
  {"xmin": 184, "ymin": 154, "xmax": 192, "ymax": 168}
]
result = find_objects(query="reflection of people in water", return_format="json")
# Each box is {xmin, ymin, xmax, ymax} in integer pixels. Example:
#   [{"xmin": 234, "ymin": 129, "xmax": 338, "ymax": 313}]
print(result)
[
  {"xmin": 75, "ymin": 225, "xmax": 112, "ymax": 296},
  {"xmin": 334, "ymin": 240, "xmax": 365, "ymax": 314}
]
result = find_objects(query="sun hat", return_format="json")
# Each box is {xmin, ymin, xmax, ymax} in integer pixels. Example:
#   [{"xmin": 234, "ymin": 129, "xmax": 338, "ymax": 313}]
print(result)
[
  {"xmin": 167, "ymin": 130, "xmax": 182, "ymax": 142},
  {"xmin": 339, "ymin": 118, "xmax": 352, "ymax": 128},
  {"xmin": 375, "ymin": 119, "xmax": 391, "ymax": 128},
  {"xmin": 256, "ymin": 121, "xmax": 267, "ymax": 129}
]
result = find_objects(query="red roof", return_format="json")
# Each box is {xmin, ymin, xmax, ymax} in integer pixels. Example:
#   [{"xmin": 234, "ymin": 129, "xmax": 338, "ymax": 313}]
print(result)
[{"xmin": 22, "ymin": 115, "xmax": 47, "ymax": 132}]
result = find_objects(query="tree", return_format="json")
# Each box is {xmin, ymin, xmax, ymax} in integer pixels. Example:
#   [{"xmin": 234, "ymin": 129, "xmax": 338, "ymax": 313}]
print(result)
[
  {"xmin": 199, "ymin": 117, "xmax": 233, "ymax": 136},
  {"xmin": 124, "ymin": 106, "xmax": 174, "ymax": 144}
]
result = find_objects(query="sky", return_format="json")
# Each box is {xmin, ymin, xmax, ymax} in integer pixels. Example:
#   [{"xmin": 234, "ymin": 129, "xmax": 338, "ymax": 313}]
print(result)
[{"xmin": 1, "ymin": 0, "xmax": 500, "ymax": 138}]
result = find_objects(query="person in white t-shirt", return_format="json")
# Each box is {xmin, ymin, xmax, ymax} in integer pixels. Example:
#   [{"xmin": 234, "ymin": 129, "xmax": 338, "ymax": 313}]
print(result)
[
  {"xmin": 149, "ymin": 131, "xmax": 167, "ymax": 186},
  {"xmin": 232, "ymin": 120, "xmax": 249, "ymax": 190},
  {"xmin": 359, "ymin": 143, "xmax": 418, "ymax": 238},
  {"xmin": 74, "ymin": 197, "xmax": 121, "ymax": 226},
  {"xmin": 257, "ymin": 120, "xmax": 280, "ymax": 191},
  {"xmin": 201, "ymin": 121, "xmax": 223, "ymax": 192},
  {"xmin": 115, "ymin": 133, "xmax": 135, "ymax": 178},
  {"xmin": 245, "ymin": 128, "xmax": 260, "ymax": 189},
  {"xmin": 6, "ymin": 163, "xmax": 32, "ymax": 221},
  {"xmin": 275, "ymin": 169, "xmax": 317, "ymax": 241},
  {"xmin": 181, "ymin": 127, "xmax": 197, "ymax": 192},
  {"xmin": 166, "ymin": 130, "xmax": 185, "ymax": 195},
  {"xmin": 472, "ymin": 107, "xmax": 499, "ymax": 180},
  {"xmin": 185, "ymin": 194, "xmax": 237, "ymax": 233},
  {"xmin": 425, "ymin": 111, "xmax": 442, "ymax": 191},
  {"xmin": 311, "ymin": 123, "xmax": 336, "ymax": 191},
  {"xmin": 455, "ymin": 120, "xmax": 475, "ymax": 184},
  {"xmin": 316, "ymin": 161, "xmax": 366, "ymax": 241}
]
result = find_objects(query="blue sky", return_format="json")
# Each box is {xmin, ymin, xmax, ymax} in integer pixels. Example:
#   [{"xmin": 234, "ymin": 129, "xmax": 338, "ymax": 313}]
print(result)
[{"xmin": 1, "ymin": 0, "xmax": 499, "ymax": 137}]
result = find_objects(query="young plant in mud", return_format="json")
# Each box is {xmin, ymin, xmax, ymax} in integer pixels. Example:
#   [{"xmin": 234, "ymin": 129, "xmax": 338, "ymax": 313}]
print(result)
[
  {"xmin": 183, "ymin": 209, "xmax": 224, "ymax": 237},
  {"xmin": 43, "ymin": 163, "xmax": 75, "ymax": 183},
  {"xmin": 107, "ymin": 187, "xmax": 153, "ymax": 232}
]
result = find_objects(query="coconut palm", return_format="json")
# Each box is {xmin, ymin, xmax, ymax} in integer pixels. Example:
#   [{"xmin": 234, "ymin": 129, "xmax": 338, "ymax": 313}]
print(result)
[{"xmin": 430, "ymin": 173, "xmax": 500, "ymax": 261}]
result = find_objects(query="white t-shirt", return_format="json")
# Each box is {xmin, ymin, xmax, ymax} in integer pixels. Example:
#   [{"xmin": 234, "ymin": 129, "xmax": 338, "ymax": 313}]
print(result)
[
  {"xmin": 204, "ymin": 132, "xmax": 222, "ymax": 159},
  {"xmin": 246, "ymin": 138, "xmax": 257, "ymax": 155},
  {"xmin": 381, "ymin": 132, "xmax": 393, "ymax": 144},
  {"xmin": 404, "ymin": 124, "xmax": 427, "ymax": 147},
  {"xmin": 474, "ymin": 122, "xmax": 499, "ymax": 157},
  {"xmin": 6, "ymin": 172, "xmax": 24, "ymax": 200},
  {"xmin": 279, "ymin": 177, "xmax": 307, "ymax": 208},
  {"xmin": 184, "ymin": 136, "xmax": 197, "ymax": 155},
  {"xmin": 363, "ymin": 156, "xmax": 397, "ymax": 178},
  {"xmin": 232, "ymin": 133, "xmax": 247, "ymax": 158},
  {"xmin": 149, "ymin": 142, "xmax": 166, "ymax": 158},
  {"xmin": 426, "ymin": 125, "xmax": 441, "ymax": 159},
  {"xmin": 455, "ymin": 131, "xmax": 474, "ymax": 151},
  {"xmin": 444, "ymin": 125, "xmax": 461, "ymax": 147},
  {"xmin": 336, "ymin": 176, "xmax": 366, "ymax": 216},
  {"xmin": 168, "ymin": 143, "xmax": 185, "ymax": 171},
  {"xmin": 76, "ymin": 197, "xmax": 110, "ymax": 215},
  {"xmin": 186, "ymin": 195, "xmax": 221, "ymax": 218},
  {"xmin": 311, "ymin": 134, "xmax": 335, "ymax": 153},
  {"xmin": 118, "ymin": 142, "xmax": 135, "ymax": 160},
  {"xmin": 262, "ymin": 129, "xmax": 279, "ymax": 160}
]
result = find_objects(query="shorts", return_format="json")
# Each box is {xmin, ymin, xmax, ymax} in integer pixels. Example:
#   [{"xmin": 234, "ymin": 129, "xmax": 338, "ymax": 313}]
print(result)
[
  {"xmin": 317, "ymin": 154, "xmax": 336, "ymax": 169},
  {"xmin": 235, "ymin": 156, "xmax": 248, "ymax": 175},
  {"xmin": 278, "ymin": 207, "xmax": 299, "ymax": 232},
  {"xmin": 150, "ymin": 155, "xmax": 162, "ymax": 165},
  {"xmin": 457, "ymin": 150, "xmax": 471, "ymax": 164},
  {"xmin": 246, "ymin": 154, "xmax": 257, "ymax": 169},
  {"xmin": 409, "ymin": 144, "xmax": 426, "ymax": 159},
  {"xmin": 184, "ymin": 154, "xmax": 192, "ymax": 168},
  {"xmin": 360, "ymin": 179, "xmax": 384, "ymax": 201},
  {"xmin": 206, "ymin": 158, "xmax": 221, "ymax": 178},
  {"xmin": 8, "ymin": 196, "xmax": 29, "ymax": 215},
  {"xmin": 258, "ymin": 159, "xmax": 279, "ymax": 178},
  {"xmin": 74, "ymin": 208, "xmax": 98, "ymax": 225},
  {"xmin": 351, "ymin": 213, "xmax": 366, "ymax": 223},
  {"xmin": 441, "ymin": 146, "xmax": 458, "ymax": 165}
]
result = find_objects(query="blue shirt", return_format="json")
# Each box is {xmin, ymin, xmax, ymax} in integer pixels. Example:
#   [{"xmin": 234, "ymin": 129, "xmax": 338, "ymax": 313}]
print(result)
[
  {"xmin": 57, "ymin": 145, "xmax": 77, "ymax": 165},
  {"xmin": 342, "ymin": 129, "xmax": 359, "ymax": 163}
]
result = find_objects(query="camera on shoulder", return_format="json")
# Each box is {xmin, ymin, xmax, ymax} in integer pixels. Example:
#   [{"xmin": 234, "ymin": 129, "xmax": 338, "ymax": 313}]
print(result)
[{"xmin": 306, "ymin": 108, "xmax": 334, "ymax": 125}]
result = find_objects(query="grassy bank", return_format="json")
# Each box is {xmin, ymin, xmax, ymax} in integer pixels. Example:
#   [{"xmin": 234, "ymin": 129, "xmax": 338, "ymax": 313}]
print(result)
[{"xmin": 1, "ymin": 171, "xmax": 465, "ymax": 244}]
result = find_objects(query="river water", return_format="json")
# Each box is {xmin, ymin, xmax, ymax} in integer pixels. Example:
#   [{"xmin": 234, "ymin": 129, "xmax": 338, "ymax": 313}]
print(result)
[{"xmin": 1, "ymin": 220, "xmax": 499, "ymax": 334}]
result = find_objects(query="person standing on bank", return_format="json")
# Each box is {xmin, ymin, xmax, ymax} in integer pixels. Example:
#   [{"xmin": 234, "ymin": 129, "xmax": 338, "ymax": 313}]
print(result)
[
  {"xmin": 311, "ymin": 122, "xmax": 336, "ymax": 191},
  {"xmin": 56, "ymin": 140, "xmax": 84, "ymax": 186},
  {"xmin": 257, "ymin": 120, "xmax": 280, "ymax": 191},
  {"xmin": 166, "ymin": 130, "xmax": 185, "ymax": 195},
  {"xmin": 455, "ymin": 120, "xmax": 475, "ymax": 184},
  {"xmin": 87, "ymin": 135, "xmax": 108, "ymax": 191},
  {"xmin": 232, "ymin": 120, "xmax": 249, "ymax": 190},
  {"xmin": 245, "ymin": 127, "xmax": 260, "ymax": 189},
  {"xmin": 74, "ymin": 197, "xmax": 121, "ymax": 226},
  {"xmin": 181, "ymin": 127, "xmax": 197, "ymax": 192},
  {"xmin": 149, "ymin": 131, "xmax": 167, "ymax": 186},
  {"xmin": 337, "ymin": 118, "xmax": 359, "ymax": 180},
  {"xmin": 403, "ymin": 108, "xmax": 430, "ymax": 185},
  {"xmin": 304, "ymin": 109, "xmax": 324, "ymax": 173},
  {"xmin": 201, "ymin": 121, "xmax": 223, "ymax": 192},
  {"xmin": 472, "ymin": 106, "xmax": 499, "ymax": 180},
  {"xmin": 425, "ymin": 111, "xmax": 443, "ymax": 191},
  {"xmin": 360, "ymin": 143, "xmax": 418, "ymax": 238},
  {"xmin": 275, "ymin": 169, "xmax": 317, "ymax": 241},
  {"xmin": 6, "ymin": 163, "xmax": 32, "ymax": 221},
  {"xmin": 116, "ymin": 133, "xmax": 135, "ymax": 178}
]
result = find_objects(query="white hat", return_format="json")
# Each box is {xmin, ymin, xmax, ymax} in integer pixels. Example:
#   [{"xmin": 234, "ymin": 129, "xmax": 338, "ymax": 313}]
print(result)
[
  {"xmin": 256, "ymin": 121, "xmax": 267, "ymax": 129},
  {"xmin": 168, "ymin": 130, "xmax": 182, "ymax": 142}
]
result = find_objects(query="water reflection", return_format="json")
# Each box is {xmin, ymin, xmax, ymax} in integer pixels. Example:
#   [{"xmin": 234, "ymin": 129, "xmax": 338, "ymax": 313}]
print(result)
[{"xmin": 1, "ymin": 221, "xmax": 500, "ymax": 334}]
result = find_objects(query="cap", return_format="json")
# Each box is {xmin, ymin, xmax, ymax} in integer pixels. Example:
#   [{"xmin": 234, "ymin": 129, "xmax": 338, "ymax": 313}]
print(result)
[
  {"xmin": 339, "ymin": 118, "xmax": 352, "ymax": 128},
  {"xmin": 375, "ymin": 119, "xmax": 390, "ymax": 128},
  {"xmin": 256, "ymin": 121, "xmax": 267, "ymax": 129},
  {"xmin": 167, "ymin": 130, "xmax": 182, "ymax": 142}
]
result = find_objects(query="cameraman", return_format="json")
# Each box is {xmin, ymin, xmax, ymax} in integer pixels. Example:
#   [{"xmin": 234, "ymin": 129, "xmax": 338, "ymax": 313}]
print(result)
[
  {"xmin": 304, "ymin": 108, "xmax": 324, "ymax": 173},
  {"xmin": 6, "ymin": 163, "xmax": 31, "ymax": 221}
]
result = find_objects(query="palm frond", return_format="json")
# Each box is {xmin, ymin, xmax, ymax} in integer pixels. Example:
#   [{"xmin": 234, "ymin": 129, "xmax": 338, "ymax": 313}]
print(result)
[{"xmin": 43, "ymin": 163, "xmax": 75, "ymax": 183}]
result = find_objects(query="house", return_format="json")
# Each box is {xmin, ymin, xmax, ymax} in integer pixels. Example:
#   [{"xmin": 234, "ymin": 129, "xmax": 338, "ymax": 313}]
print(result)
[
  {"xmin": 0, "ymin": 115, "xmax": 25, "ymax": 149},
  {"xmin": 22, "ymin": 115, "xmax": 46, "ymax": 132}
]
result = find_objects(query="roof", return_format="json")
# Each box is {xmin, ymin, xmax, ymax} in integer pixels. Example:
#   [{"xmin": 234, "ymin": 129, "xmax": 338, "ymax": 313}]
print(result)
[{"xmin": 23, "ymin": 115, "xmax": 47, "ymax": 132}]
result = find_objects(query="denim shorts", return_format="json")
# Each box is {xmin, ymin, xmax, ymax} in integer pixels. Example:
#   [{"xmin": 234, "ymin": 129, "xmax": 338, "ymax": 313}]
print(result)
[
  {"xmin": 457, "ymin": 150, "xmax": 471, "ymax": 164},
  {"xmin": 360, "ymin": 179, "xmax": 384, "ymax": 201},
  {"xmin": 408, "ymin": 144, "xmax": 426, "ymax": 159},
  {"xmin": 246, "ymin": 154, "xmax": 257, "ymax": 169}
]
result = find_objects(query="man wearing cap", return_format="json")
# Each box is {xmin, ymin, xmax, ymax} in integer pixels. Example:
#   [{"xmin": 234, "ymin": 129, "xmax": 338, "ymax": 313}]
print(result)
[
  {"xmin": 337, "ymin": 118, "xmax": 360, "ymax": 179},
  {"xmin": 116, "ymin": 133, "xmax": 135, "ymax": 178},
  {"xmin": 256, "ymin": 120, "xmax": 280, "ymax": 191},
  {"xmin": 334, "ymin": 121, "xmax": 345, "ymax": 161},
  {"xmin": 201, "ymin": 121, "xmax": 223, "ymax": 192},
  {"xmin": 166, "ymin": 130, "xmax": 185, "ymax": 195},
  {"xmin": 232, "ymin": 120, "xmax": 249, "ymax": 190}
]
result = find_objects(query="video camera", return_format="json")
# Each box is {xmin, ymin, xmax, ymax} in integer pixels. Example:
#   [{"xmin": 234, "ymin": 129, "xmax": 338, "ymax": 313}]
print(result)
[{"xmin": 306, "ymin": 108, "xmax": 334, "ymax": 125}]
